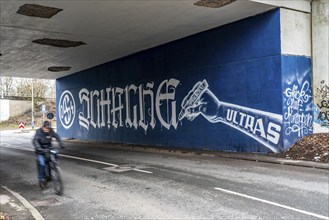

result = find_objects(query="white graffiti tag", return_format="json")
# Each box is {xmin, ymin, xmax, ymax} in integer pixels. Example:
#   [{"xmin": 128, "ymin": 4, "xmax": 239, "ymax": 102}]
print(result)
[
  {"xmin": 284, "ymin": 81, "xmax": 312, "ymax": 136},
  {"xmin": 315, "ymin": 80, "xmax": 329, "ymax": 128}
]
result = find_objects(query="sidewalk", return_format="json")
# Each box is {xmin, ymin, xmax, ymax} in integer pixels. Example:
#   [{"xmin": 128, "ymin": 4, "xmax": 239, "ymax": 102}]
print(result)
[{"xmin": 0, "ymin": 187, "xmax": 34, "ymax": 220}]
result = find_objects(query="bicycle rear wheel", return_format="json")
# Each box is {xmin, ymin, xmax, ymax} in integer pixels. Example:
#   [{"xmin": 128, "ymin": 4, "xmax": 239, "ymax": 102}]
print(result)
[{"xmin": 52, "ymin": 166, "xmax": 64, "ymax": 195}]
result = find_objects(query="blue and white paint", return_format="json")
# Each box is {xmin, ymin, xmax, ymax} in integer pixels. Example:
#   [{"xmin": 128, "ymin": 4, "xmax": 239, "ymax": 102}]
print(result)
[
  {"xmin": 281, "ymin": 56, "xmax": 313, "ymax": 149},
  {"xmin": 178, "ymin": 80, "xmax": 282, "ymax": 153},
  {"xmin": 58, "ymin": 90, "xmax": 75, "ymax": 129},
  {"xmin": 56, "ymin": 9, "xmax": 312, "ymax": 153},
  {"xmin": 58, "ymin": 78, "xmax": 283, "ymax": 153},
  {"xmin": 76, "ymin": 79, "xmax": 180, "ymax": 132}
]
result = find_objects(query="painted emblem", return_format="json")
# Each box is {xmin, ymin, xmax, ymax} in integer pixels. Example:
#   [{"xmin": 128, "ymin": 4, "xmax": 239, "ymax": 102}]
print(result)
[{"xmin": 58, "ymin": 90, "xmax": 75, "ymax": 129}]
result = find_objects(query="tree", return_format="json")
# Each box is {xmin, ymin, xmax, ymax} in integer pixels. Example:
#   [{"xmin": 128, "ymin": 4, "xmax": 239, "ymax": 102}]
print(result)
[
  {"xmin": 16, "ymin": 79, "xmax": 49, "ymax": 107},
  {"xmin": 0, "ymin": 77, "xmax": 14, "ymax": 97}
]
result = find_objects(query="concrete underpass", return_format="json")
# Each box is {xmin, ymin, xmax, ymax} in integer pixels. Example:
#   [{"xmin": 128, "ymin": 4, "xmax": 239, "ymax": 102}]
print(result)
[{"xmin": 0, "ymin": 1, "xmax": 328, "ymax": 219}]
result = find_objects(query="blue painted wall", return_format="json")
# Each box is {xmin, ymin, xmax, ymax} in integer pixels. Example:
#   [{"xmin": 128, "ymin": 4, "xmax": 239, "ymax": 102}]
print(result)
[
  {"xmin": 56, "ymin": 9, "xmax": 312, "ymax": 153},
  {"xmin": 281, "ymin": 55, "xmax": 313, "ymax": 149}
]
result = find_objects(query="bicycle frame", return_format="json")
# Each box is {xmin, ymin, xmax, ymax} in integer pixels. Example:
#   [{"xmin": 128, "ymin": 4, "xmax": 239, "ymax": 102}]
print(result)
[{"xmin": 44, "ymin": 148, "xmax": 64, "ymax": 195}]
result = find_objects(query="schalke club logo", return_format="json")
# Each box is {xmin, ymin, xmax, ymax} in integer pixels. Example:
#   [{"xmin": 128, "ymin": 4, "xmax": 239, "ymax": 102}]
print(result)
[{"xmin": 58, "ymin": 90, "xmax": 76, "ymax": 129}]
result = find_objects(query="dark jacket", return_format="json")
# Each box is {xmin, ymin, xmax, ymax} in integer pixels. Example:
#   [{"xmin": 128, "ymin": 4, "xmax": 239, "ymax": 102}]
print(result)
[{"xmin": 33, "ymin": 128, "xmax": 62, "ymax": 154}]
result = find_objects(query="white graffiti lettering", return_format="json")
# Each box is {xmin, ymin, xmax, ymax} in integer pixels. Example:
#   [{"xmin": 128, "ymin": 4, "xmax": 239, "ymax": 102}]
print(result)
[
  {"xmin": 284, "ymin": 81, "xmax": 313, "ymax": 137},
  {"xmin": 284, "ymin": 81, "xmax": 311, "ymax": 109},
  {"xmin": 78, "ymin": 89, "xmax": 90, "ymax": 130},
  {"xmin": 179, "ymin": 79, "xmax": 283, "ymax": 153},
  {"xmin": 226, "ymin": 109, "xmax": 281, "ymax": 145},
  {"xmin": 78, "ymin": 79, "xmax": 180, "ymax": 132},
  {"xmin": 156, "ymin": 79, "xmax": 180, "ymax": 130},
  {"xmin": 125, "ymin": 85, "xmax": 138, "ymax": 129}
]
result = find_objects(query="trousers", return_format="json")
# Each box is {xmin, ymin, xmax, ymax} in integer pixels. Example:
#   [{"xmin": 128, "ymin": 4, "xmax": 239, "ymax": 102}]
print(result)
[{"xmin": 36, "ymin": 154, "xmax": 46, "ymax": 182}]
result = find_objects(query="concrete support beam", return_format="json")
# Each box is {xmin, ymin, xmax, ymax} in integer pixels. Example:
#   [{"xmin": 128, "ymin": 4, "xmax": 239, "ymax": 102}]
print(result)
[
  {"xmin": 312, "ymin": 0, "xmax": 329, "ymax": 132},
  {"xmin": 280, "ymin": 8, "xmax": 311, "ymax": 57}
]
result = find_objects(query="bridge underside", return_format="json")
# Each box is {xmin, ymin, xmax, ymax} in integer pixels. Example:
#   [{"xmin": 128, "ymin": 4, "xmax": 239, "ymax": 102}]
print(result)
[{"xmin": 0, "ymin": 0, "xmax": 309, "ymax": 79}]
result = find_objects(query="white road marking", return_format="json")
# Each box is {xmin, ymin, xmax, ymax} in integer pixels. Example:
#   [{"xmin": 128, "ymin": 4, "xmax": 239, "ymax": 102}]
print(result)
[
  {"xmin": 2, "ymin": 186, "xmax": 45, "ymax": 220},
  {"xmin": 132, "ymin": 168, "xmax": 153, "ymax": 174},
  {"xmin": 60, "ymin": 154, "xmax": 119, "ymax": 167},
  {"xmin": 1, "ymin": 144, "xmax": 152, "ymax": 174},
  {"xmin": 61, "ymin": 154, "xmax": 153, "ymax": 174},
  {"xmin": 214, "ymin": 187, "xmax": 329, "ymax": 220}
]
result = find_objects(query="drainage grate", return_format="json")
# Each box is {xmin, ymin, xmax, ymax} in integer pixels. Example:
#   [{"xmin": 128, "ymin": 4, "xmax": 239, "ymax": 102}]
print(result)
[
  {"xmin": 48, "ymin": 66, "xmax": 71, "ymax": 72},
  {"xmin": 32, "ymin": 38, "xmax": 86, "ymax": 48},
  {"xmin": 194, "ymin": 0, "xmax": 236, "ymax": 8},
  {"xmin": 17, "ymin": 4, "xmax": 63, "ymax": 18}
]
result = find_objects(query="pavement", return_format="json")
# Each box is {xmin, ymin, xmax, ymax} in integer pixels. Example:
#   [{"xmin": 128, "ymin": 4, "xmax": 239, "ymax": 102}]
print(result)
[
  {"xmin": 0, "ymin": 187, "xmax": 35, "ymax": 220},
  {"xmin": 1, "ymin": 129, "xmax": 328, "ymax": 220}
]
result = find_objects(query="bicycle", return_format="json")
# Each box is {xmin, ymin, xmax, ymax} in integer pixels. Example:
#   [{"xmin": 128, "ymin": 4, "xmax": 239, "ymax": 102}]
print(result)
[{"xmin": 44, "ymin": 148, "xmax": 64, "ymax": 196}]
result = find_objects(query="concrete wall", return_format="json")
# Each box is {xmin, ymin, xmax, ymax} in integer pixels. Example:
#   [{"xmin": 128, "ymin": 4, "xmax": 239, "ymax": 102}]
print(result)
[
  {"xmin": 56, "ymin": 9, "xmax": 313, "ymax": 153},
  {"xmin": 280, "ymin": 8, "xmax": 311, "ymax": 57},
  {"xmin": 0, "ymin": 99, "xmax": 31, "ymax": 121},
  {"xmin": 0, "ymin": 100, "xmax": 10, "ymax": 121},
  {"xmin": 312, "ymin": 0, "xmax": 329, "ymax": 132},
  {"xmin": 9, "ymin": 100, "xmax": 31, "ymax": 117}
]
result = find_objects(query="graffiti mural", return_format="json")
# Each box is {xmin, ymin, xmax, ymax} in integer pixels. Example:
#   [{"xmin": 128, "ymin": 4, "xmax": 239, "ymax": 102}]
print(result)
[
  {"xmin": 56, "ymin": 9, "xmax": 297, "ymax": 153},
  {"xmin": 178, "ymin": 80, "xmax": 282, "ymax": 153},
  {"xmin": 74, "ymin": 79, "xmax": 180, "ymax": 132},
  {"xmin": 282, "ymin": 65, "xmax": 313, "ymax": 148},
  {"xmin": 283, "ymin": 80, "xmax": 312, "ymax": 137},
  {"xmin": 314, "ymin": 80, "xmax": 329, "ymax": 128},
  {"xmin": 58, "ymin": 78, "xmax": 283, "ymax": 153}
]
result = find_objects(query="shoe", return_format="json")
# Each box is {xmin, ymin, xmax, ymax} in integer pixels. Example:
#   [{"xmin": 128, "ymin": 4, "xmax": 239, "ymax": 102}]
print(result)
[{"xmin": 39, "ymin": 181, "xmax": 45, "ymax": 189}]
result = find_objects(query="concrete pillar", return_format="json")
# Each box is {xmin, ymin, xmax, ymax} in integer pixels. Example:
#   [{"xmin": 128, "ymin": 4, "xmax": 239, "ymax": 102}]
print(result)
[{"xmin": 312, "ymin": 0, "xmax": 329, "ymax": 133}]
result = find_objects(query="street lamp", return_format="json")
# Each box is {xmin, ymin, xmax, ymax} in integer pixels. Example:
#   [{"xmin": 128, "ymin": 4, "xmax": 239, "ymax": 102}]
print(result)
[{"xmin": 31, "ymin": 81, "xmax": 34, "ymax": 129}]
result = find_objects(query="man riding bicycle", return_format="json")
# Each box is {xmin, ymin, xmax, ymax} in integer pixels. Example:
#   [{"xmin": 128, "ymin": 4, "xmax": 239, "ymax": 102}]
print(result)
[{"xmin": 33, "ymin": 121, "xmax": 64, "ymax": 189}]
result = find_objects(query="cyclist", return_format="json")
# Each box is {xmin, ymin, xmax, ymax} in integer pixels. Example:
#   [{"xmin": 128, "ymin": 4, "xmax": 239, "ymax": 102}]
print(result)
[{"xmin": 33, "ymin": 120, "xmax": 64, "ymax": 189}]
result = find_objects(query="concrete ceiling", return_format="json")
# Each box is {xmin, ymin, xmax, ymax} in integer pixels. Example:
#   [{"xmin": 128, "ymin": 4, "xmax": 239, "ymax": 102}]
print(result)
[{"xmin": 0, "ymin": 0, "xmax": 295, "ymax": 79}]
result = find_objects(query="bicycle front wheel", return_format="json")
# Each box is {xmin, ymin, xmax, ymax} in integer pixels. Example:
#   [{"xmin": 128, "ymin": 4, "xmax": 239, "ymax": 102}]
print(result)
[{"xmin": 52, "ymin": 166, "xmax": 64, "ymax": 196}]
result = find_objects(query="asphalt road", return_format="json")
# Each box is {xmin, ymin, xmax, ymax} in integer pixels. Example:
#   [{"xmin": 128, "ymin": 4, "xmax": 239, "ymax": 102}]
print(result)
[{"xmin": 1, "ymin": 130, "xmax": 329, "ymax": 220}]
